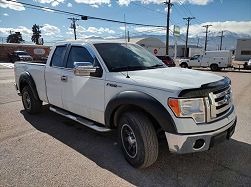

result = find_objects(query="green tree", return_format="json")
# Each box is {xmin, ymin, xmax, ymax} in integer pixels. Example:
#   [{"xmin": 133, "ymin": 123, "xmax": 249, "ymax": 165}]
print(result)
[
  {"xmin": 6, "ymin": 32, "xmax": 24, "ymax": 43},
  {"xmin": 31, "ymin": 24, "xmax": 42, "ymax": 45}
]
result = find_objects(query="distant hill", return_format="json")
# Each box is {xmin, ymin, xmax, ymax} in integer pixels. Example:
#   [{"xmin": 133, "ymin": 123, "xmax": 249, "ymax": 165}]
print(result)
[{"xmin": 129, "ymin": 31, "xmax": 251, "ymax": 50}]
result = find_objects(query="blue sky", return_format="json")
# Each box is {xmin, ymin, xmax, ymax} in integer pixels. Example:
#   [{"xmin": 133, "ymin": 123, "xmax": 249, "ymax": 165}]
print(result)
[{"xmin": 0, "ymin": 0, "xmax": 250, "ymax": 44}]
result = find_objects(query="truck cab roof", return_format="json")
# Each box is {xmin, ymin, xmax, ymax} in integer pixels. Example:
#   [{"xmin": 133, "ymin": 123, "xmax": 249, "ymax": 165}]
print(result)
[{"xmin": 54, "ymin": 39, "xmax": 132, "ymax": 46}]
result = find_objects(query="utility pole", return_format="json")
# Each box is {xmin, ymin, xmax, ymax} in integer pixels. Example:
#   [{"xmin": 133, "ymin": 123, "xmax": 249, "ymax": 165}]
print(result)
[
  {"xmin": 68, "ymin": 18, "xmax": 79, "ymax": 40},
  {"xmin": 218, "ymin": 30, "xmax": 224, "ymax": 50},
  {"xmin": 197, "ymin": 37, "xmax": 200, "ymax": 47},
  {"xmin": 127, "ymin": 31, "xmax": 130, "ymax": 42},
  {"xmin": 202, "ymin": 24, "xmax": 212, "ymax": 51},
  {"xmin": 164, "ymin": 0, "xmax": 173, "ymax": 56},
  {"xmin": 183, "ymin": 17, "xmax": 195, "ymax": 57}
]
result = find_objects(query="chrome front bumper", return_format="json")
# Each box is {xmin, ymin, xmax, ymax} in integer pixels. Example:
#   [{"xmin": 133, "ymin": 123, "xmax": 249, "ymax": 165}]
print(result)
[{"xmin": 165, "ymin": 117, "xmax": 237, "ymax": 154}]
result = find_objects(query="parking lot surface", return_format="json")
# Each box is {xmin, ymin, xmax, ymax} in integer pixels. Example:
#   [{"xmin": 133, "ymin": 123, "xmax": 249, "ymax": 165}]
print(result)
[{"xmin": 0, "ymin": 65, "xmax": 251, "ymax": 186}]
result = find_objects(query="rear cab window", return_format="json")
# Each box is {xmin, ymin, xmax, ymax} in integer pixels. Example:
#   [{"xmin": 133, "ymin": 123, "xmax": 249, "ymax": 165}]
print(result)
[{"xmin": 51, "ymin": 46, "xmax": 67, "ymax": 67}]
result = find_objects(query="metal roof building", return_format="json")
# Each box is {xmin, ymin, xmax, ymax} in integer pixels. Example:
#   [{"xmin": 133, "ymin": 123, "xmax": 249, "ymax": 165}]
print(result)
[{"xmin": 235, "ymin": 38, "xmax": 251, "ymax": 61}]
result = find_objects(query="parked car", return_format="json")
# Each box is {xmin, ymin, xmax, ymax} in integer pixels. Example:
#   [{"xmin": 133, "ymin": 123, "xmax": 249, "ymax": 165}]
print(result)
[
  {"xmin": 9, "ymin": 51, "xmax": 33, "ymax": 63},
  {"xmin": 14, "ymin": 41, "xmax": 237, "ymax": 168},
  {"xmin": 157, "ymin": 55, "xmax": 176, "ymax": 67},
  {"xmin": 243, "ymin": 59, "xmax": 251, "ymax": 70},
  {"xmin": 179, "ymin": 50, "xmax": 232, "ymax": 71}
]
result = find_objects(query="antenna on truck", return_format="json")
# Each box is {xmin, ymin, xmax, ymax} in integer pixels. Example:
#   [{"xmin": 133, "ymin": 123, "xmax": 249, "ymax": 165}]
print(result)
[
  {"xmin": 126, "ymin": 66, "xmax": 130, "ymax": 78},
  {"xmin": 124, "ymin": 14, "xmax": 130, "ymax": 78}
]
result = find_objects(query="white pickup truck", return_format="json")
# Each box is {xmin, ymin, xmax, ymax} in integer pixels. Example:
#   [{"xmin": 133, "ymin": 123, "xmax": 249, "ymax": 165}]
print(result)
[
  {"xmin": 14, "ymin": 40, "xmax": 237, "ymax": 168},
  {"xmin": 179, "ymin": 50, "xmax": 233, "ymax": 71}
]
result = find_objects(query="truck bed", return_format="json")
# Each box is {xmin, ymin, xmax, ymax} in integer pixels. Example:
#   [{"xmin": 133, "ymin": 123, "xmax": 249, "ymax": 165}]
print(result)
[{"xmin": 14, "ymin": 61, "xmax": 48, "ymax": 102}]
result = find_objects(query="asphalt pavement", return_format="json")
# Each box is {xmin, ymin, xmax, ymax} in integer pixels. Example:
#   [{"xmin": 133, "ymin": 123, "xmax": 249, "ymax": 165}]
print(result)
[{"xmin": 0, "ymin": 64, "xmax": 251, "ymax": 187}]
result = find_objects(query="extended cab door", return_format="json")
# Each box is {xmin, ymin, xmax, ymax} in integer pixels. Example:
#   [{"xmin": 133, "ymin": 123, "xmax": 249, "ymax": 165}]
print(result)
[
  {"xmin": 45, "ymin": 45, "xmax": 67, "ymax": 108},
  {"xmin": 61, "ymin": 45, "xmax": 105, "ymax": 124}
]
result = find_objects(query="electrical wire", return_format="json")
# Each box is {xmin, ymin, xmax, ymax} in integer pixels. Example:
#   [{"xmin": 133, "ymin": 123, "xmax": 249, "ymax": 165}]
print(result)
[{"xmin": 5, "ymin": 0, "xmax": 167, "ymax": 28}]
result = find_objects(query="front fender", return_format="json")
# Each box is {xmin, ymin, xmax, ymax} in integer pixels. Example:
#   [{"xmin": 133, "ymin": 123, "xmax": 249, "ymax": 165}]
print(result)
[{"xmin": 105, "ymin": 91, "xmax": 177, "ymax": 133}]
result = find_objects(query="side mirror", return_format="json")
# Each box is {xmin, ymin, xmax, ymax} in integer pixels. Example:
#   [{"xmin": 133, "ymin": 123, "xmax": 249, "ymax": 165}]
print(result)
[{"xmin": 73, "ymin": 62, "xmax": 102, "ymax": 77}]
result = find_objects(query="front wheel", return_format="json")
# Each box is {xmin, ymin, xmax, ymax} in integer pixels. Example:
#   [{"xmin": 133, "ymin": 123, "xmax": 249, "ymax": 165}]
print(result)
[
  {"xmin": 118, "ymin": 111, "xmax": 159, "ymax": 168},
  {"xmin": 21, "ymin": 86, "xmax": 42, "ymax": 114},
  {"xmin": 180, "ymin": 62, "xmax": 188, "ymax": 68}
]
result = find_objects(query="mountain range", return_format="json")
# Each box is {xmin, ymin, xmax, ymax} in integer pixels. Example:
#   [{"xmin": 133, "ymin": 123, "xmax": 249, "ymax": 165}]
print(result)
[{"xmin": 128, "ymin": 31, "xmax": 251, "ymax": 51}]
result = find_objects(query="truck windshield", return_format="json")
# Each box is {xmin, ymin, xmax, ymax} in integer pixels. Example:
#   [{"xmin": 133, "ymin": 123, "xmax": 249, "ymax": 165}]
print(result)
[
  {"xmin": 94, "ymin": 43, "xmax": 165, "ymax": 72},
  {"xmin": 16, "ymin": 52, "xmax": 29, "ymax": 55}
]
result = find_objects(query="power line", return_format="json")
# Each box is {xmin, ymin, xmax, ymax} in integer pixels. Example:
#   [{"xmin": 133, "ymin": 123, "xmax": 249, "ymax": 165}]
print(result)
[
  {"xmin": 183, "ymin": 17, "xmax": 195, "ymax": 57},
  {"xmin": 177, "ymin": 1, "xmax": 204, "ymax": 25},
  {"xmin": 202, "ymin": 24, "xmax": 213, "ymax": 51},
  {"xmin": 5, "ymin": 0, "xmax": 167, "ymax": 28},
  {"xmin": 4, "ymin": 0, "xmax": 189, "ymax": 45},
  {"xmin": 131, "ymin": 2, "xmax": 166, "ymax": 16}
]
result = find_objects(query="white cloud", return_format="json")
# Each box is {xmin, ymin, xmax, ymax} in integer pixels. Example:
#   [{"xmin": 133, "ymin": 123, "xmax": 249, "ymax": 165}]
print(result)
[
  {"xmin": 133, "ymin": 26, "xmax": 166, "ymax": 34},
  {"xmin": 104, "ymin": 36, "xmax": 119, "ymax": 39},
  {"xmin": 41, "ymin": 24, "xmax": 61, "ymax": 36},
  {"xmin": 87, "ymin": 27, "xmax": 115, "ymax": 34},
  {"xmin": 0, "ymin": 26, "xmax": 32, "ymax": 36},
  {"xmin": 0, "ymin": 0, "xmax": 25, "ymax": 11},
  {"xmin": 33, "ymin": 0, "xmax": 64, "ymax": 7},
  {"xmin": 41, "ymin": 7, "xmax": 55, "ymax": 12},
  {"xmin": 117, "ymin": 0, "xmax": 212, "ymax": 6},
  {"xmin": 91, "ymin": 4, "xmax": 99, "ymax": 8},
  {"xmin": 75, "ymin": 0, "xmax": 111, "ymax": 7},
  {"xmin": 70, "ymin": 26, "xmax": 115, "ymax": 34},
  {"xmin": 119, "ymin": 26, "xmax": 125, "ymax": 30},
  {"xmin": 67, "ymin": 2, "xmax": 72, "ymax": 7},
  {"xmin": 180, "ymin": 21, "xmax": 251, "ymax": 37},
  {"xmin": 3, "ymin": 13, "xmax": 9, "ymax": 16}
]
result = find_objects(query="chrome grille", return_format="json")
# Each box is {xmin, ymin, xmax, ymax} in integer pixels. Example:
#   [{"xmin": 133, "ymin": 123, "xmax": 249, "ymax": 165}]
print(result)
[{"xmin": 206, "ymin": 86, "xmax": 232, "ymax": 122}]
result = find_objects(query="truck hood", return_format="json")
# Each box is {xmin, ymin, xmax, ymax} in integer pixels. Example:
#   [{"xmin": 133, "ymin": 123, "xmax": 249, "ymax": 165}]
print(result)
[{"xmin": 109, "ymin": 67, "xmax": 223, "ymax": 92}]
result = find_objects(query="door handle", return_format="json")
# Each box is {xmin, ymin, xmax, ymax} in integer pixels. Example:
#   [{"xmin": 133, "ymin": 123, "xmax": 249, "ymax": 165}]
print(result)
[{"xmin": 61, "ymin": 75, "xmax": 67, "ymax": 81}]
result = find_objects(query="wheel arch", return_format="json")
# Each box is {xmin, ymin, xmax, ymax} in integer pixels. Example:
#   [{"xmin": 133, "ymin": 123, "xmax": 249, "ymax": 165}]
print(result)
[
  {"xmin": 180, "ymin": 62, "xmax": 188, "ymax": 68},
  {"xmin": 19, "ymin": 72, "xmax": 40, "ymax": 101},
  {"xmin": 105, "ymin": 91, "xmax": 177, "ymax": 134}
]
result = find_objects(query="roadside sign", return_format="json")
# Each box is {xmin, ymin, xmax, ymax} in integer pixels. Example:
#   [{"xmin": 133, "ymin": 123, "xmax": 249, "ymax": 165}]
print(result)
[
  {"xmin": 173, "ymin": 25, "xmax": 180, "ymax": 37},
  {"xmin": 34, "ymin": 48, "xmax": 45, "ymax": 55},
  {"xmin": 154, "ymin": 48, "xmax": 158, "ymax": 55}
]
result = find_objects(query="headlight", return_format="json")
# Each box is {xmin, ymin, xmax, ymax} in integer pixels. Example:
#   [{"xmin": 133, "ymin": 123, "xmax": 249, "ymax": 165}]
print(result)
[{"xmin": 168, "ymin": 98, "xmax": 205, "ymax": 123}]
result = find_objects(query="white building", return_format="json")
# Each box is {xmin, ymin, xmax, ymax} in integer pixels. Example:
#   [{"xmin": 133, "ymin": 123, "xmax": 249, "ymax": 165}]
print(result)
[
  {"xmin": 129, "ymin": 37, "xmax": 166, "ymax": 56},
  {"xmin": 111, "ymin": 37, "xmax": 203, "ymax": 58},
  {"xmin": 169, "ymin": 45, "xmax": 204, "ymax": 58},
  {"xmin": 235, "ymin": 38, "xmax": 251, "ymax": 61}
]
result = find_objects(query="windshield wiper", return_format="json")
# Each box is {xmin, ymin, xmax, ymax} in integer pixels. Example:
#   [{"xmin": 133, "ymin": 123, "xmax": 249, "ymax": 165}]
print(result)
[{"xmin": 110, "ymin": 66, "xmax": 147, "ymax": 72}]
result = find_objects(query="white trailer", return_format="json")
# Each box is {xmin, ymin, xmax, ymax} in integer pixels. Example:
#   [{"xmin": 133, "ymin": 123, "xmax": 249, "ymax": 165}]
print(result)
[{"xmin": 179, "ymin": 50, "xmax": 233, "ymax": 71}]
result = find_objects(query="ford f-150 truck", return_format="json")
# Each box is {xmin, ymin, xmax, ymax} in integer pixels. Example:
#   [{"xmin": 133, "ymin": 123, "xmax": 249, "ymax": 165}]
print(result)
[{"xmin": 14, "ymin": 40, "xmax": 237, "ymax": 168}]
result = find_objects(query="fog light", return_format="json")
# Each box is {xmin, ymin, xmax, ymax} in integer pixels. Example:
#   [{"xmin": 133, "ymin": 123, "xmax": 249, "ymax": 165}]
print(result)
[{"xmin": 193, "ymin": 139, "xmax": 205, "ymax": 149}]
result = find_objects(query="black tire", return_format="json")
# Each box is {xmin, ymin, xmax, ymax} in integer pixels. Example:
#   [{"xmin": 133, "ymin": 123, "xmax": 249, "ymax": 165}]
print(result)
[
  {"xmin": 21, "ymin": 86, "xmax": 42, "ymax": 114},
  {"xmin": 180, "ymin": 62, "xmax": 188, "ymax": 68},
  {"xmin": 210, "ymin": 64, "xmax": 219, "ymax": 71},
  {"xmin": 118, "ymin": 111, "xmax": 158, "ymax": 168}
]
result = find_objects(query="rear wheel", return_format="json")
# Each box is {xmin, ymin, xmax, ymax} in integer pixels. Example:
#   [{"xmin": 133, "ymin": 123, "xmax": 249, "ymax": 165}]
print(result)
[
  {"xmin": 180, "ymin": 62, "xmax": 188, "ymax": 68},
  {"xmin": 118, "ymin": 111, "xmax": 159, "ymax": 168},
  {"xmin": 210, "ymin": 64, "xmax": 219, "ymax": 71},
  {"xmin": 21, "ymin": 86, "xmax": 42, "ymax": 114}
]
